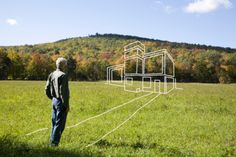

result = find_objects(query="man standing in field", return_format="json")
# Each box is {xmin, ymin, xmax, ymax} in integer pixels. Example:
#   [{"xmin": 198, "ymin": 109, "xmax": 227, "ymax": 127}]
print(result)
[{"xmin": 45, "ymin": 57, "xmax": 70, "ymax": 147}]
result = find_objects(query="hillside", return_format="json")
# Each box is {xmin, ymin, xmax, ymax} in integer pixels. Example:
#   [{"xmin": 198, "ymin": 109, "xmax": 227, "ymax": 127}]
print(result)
[
  {"xmin": 0, "ymin": 33, "xmax": 236, "ymax": 82},
  {"xmin": 2, "ymin": 33, "xmax": 236, "ymax": 53}
]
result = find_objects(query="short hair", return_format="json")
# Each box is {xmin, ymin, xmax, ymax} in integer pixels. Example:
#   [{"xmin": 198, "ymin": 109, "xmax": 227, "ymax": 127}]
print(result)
[{"xmin": 56, "ymin": 57, "xmax": 67, "ymax": 69}]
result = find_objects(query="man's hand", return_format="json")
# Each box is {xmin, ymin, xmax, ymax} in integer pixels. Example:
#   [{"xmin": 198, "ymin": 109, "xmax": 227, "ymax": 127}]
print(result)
[{"xmin": 66, "ymin": 105, "xmax": 70, "ymax": 113}]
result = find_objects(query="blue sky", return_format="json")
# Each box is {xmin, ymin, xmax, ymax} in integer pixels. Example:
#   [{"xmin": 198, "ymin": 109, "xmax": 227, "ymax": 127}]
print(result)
[{"xmin": 0, "ymin": 0, "xmax": 235, "ymax": 48}]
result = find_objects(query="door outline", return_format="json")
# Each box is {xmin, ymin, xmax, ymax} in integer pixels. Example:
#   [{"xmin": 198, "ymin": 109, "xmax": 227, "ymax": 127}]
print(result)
[{"xmin": 154, "ymin": 79, "xmax": 160, "ymax": 93}]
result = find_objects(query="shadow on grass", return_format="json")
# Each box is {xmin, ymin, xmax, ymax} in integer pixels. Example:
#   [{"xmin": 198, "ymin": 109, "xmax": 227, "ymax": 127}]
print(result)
[
  {"xmin": 95, "ymin": 139, "xmax": 196, "ymax": 157},
  {"xmin": 0, "ymin": 135, "xmax": 95, "ymax": 157}
]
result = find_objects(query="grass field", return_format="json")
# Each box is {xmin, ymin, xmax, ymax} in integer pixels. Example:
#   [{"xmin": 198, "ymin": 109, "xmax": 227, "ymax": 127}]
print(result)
[{"xmin": 0, "ymin": 81, "xmax": 235, "ymax": 157}]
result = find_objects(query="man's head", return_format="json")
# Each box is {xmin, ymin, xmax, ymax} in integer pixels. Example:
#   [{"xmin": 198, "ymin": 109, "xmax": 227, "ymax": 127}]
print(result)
[{"xmin": 56, "ymin": 57, "xmax": 67, "ymax": 72}]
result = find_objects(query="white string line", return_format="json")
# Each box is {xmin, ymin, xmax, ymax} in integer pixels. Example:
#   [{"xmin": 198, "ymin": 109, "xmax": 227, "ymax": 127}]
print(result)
[
  {"xmin": 174, "ymin": 81, "xmax": 183, "ymax": 90},
  {"xmin": 66, "ymin": 92, "xmax": 152, "ymax": 129},
  {"xmin": 25, "ymin": 92, "xmax": 152, "ymax": 136},
  {"xmin": 25, "ymin": 128, "xmax": 48, "ymax": 136},
  {"xmin": 86, "ymin": 94, "xmax": 160, "ymax": 147}
]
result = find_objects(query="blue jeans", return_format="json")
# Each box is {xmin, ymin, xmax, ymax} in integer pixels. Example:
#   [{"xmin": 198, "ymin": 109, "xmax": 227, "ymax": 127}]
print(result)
[{"xmin": 50, "ymin": 97, "xmax": 67, "ymax": 145}]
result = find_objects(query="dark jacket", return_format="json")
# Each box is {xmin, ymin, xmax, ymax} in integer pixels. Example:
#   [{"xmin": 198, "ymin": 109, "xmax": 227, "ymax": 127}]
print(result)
[{"xmin": 45, "ymin": 69, "xmax": 70, "ymax": 107}]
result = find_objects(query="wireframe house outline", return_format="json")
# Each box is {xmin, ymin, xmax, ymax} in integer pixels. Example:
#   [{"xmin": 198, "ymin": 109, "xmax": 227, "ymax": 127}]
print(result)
[{"xmin": 107, "ymin": 41, "xmax": 177, "ymax": 94}]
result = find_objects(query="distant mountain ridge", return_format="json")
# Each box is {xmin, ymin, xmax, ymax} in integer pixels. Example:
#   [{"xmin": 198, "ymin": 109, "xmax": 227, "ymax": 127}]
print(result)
[
  {"xmin": 1, "ymin": 33, "xmax": 235, "ymax": 53},
  {"xmin": 55, "ymin": 33, "xmax": 236, "ymax": 53}
]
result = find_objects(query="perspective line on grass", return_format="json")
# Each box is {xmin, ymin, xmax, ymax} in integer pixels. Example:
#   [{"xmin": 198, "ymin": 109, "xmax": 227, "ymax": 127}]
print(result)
[
  {"xmin": 66, "ymin": 92, "xmax": 152, "ymax": 129},
  {"xmin": 86, "ymin": 93, "xmax": 160, "ymax": 147},
  {"xmin": 106, "ymin": 41, "xmax": 181, "ymax": 94},
  {"xmin": 25, "ymin": 92, "xmax": 152, "ymax": 136},
  {"xmin": 25, "ymin": 128, "xmax": 49, "ymax": 136}
]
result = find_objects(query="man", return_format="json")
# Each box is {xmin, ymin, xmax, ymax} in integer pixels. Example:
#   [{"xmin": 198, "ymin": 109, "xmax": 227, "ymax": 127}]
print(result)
[{"xmin": 45, "ymin": 57, "xmax": 70, "ymax": 147}]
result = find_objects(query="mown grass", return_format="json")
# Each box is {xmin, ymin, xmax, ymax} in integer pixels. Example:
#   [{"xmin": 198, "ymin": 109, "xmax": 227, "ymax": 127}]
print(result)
[{"xmin": 0, "ymin": 81, "xmax": 235, "ymax": 157}]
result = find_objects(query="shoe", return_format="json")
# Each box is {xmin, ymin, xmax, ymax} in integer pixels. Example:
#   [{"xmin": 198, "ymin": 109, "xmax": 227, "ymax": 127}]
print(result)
[{"xmin": 50, "ymin": 143, "xmax": 58, "ymax": 147}]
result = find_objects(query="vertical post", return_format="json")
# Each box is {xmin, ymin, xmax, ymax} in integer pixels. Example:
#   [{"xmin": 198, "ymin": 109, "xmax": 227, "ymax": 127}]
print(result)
[
  {"xmin": 107, "ymin": 67, "xmax": 109, "ymax": 84},
  {"xmin": 164, "ymin": 76, "xmax": 167, "ymax": 94},
  {"xmin": 163, "ymin": 52, "xmax": 166, "ymax": 75}
]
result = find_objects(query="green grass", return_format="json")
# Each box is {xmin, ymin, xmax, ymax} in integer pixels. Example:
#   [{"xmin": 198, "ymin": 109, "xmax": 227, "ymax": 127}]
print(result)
[{"xmin": 0, "ymin": 81, "xmax": 235, "ymax": 157}]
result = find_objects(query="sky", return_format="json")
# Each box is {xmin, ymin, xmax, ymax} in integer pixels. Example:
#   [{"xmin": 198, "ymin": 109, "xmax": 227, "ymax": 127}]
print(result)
[{"xmin": 0, "ymin": 0, "xmax": 235, "ymax": 48}]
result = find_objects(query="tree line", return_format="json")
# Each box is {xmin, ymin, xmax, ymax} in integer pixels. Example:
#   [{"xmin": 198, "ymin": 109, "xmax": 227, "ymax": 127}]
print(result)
[{"xmin": 0, "ymin": 34, "xmax": 235, "ymax": 83}]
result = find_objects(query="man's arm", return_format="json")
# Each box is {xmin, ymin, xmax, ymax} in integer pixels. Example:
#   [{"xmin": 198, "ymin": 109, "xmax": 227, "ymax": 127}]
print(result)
[
  {"xmin": 59, "ymin": 74, "xmax": 70, "ymax": 112},
  {"xmin": 45, "ymin": 73, "xmax": 53, "ymax": 99}
]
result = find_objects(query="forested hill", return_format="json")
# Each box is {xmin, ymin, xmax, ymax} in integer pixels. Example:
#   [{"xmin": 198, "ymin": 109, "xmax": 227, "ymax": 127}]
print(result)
[{"xmin": 0, "ymin": 33, "xmax": 236, "ymax": 83}]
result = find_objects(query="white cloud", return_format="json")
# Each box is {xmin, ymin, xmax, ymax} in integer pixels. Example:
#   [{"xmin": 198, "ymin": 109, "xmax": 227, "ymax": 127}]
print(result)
[
  {"xmin": 6, "ymin": 18, "xmax": 18, "ymax": 26},
  {"xmin": 184, "ymin": 0, "xmax": 232, "ymax": 13}
]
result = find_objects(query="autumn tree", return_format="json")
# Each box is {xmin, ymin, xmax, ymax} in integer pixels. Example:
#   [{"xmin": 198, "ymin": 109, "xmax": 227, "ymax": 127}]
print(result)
[
  {"xmin": 0, "ymin": 49, "xmax": 11, "ymax": 80},
  {"xmin": 66, "ymin": 55, "xmax": 77, "ymax": 80},
  {"xmin": 7, "ymin": 48, "xmax": 25, "ymax": 79},
  {"xmin": 27, "ymin": 53, "xmax": 54, "ymax": 80}
]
